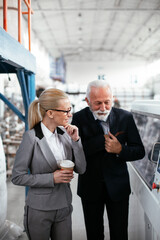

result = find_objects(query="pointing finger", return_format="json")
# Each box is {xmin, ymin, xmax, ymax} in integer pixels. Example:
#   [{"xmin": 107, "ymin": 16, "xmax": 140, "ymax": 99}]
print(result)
[{"xmin": 108, "ymin": 132, "xmax": 116, "ymax": 139}]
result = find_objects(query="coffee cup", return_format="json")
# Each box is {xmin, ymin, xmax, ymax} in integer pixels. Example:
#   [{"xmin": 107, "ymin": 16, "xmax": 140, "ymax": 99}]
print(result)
[{"xmin": 60, "ymin": 160, "xmax": 75, "ymax": 171}]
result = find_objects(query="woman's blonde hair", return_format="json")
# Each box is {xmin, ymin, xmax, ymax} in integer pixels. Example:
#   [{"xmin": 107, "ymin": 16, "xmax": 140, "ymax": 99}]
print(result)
[{"xmin": 28, "ymin": 88, "xmax": 68, "ymax": 129}]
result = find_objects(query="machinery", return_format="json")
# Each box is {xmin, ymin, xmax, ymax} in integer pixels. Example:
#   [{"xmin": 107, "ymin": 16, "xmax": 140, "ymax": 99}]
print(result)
[
  {"xmin": 0, "ymin": 135, "xmax": 7, "ymax": 236},
  {"xmin": 128, "ymin": 100, "xmax": 160, "ymax": 240}
]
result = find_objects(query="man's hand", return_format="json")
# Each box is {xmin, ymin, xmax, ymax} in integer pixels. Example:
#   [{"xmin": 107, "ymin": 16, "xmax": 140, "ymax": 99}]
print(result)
[{"xmin": 104, "ymin": 132, "xmax": 122, "ymax": 154}]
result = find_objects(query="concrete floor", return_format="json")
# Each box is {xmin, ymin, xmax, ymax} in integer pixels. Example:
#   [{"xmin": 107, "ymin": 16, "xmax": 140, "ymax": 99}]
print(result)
[
  {"xmin": 6, "ymin": 173, "xmax": 110, "ymax": 240},
  {"xmin": 6, "ymin": 173, "xmax": 145, "ymax": 240}
]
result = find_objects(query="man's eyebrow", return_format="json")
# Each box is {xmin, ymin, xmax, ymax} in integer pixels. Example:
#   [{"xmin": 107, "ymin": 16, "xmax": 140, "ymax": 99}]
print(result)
[{"xmin": 94, "ymin": 100, "xmax": 110, "ymax": 103}]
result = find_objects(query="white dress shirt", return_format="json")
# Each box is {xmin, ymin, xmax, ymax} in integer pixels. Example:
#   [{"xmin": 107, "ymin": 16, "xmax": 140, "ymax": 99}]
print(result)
[{"xmin": 41, "ymin": 122, "xmax": 66, "ymax": 163}]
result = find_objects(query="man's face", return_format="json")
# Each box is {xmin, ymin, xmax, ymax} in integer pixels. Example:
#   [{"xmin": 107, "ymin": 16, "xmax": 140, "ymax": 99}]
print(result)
[{"xmin": 86, "ymin": 86, "xmax": 113, "ymax": 121}]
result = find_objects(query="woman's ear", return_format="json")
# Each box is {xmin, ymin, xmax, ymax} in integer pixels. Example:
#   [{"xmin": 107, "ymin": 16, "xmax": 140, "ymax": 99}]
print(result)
[{"xmin": 46, "ymin": 110, "xmax": 54, "ymax": 118}]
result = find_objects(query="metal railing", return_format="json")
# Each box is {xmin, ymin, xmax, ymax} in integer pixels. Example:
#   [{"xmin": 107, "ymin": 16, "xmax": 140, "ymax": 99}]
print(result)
[{"xmin": 3, "ymin": 0, "xmax": 33, "ymax": 51}]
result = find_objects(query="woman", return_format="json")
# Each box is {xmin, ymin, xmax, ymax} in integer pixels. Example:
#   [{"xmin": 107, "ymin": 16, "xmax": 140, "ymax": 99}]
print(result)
[{"xmin": 11, "ymin": 88, "xmax": 86, "ymax": 240}]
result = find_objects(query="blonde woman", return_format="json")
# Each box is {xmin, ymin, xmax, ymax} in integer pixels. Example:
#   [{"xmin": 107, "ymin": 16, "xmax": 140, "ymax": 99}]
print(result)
[{"xmin": 12, "ymin": 88, "xmax": 86, "ymax": 240}]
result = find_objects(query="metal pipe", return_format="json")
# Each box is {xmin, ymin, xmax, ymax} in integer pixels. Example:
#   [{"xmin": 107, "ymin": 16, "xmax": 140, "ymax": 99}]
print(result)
[
  {"xmin": 3, "ymin": 0, "xmax": 7, "ymax": 31},
  {"xmin": 22, "ymin": 11, "xmax": 33, "ymax": 15},
  {"xmin": 23, "ymin": 0, "xmax": 33, "ymax": 14},
  {"xmin": 28, "ymin": 73, "xmax": 36, "ymax": 103},
  {"xmin": 18, "ymin": 0, "xmax": 22, "ymax": 43},
  {"xmin": 28, "ymin": 0, "xmax": 31, "ymax": 51},
  {"xmin": 22, "ymin": 11, "xmax": 29, "ymax": 14},
  {"xmin": 0, "ymin": 93, "xmax": 25, "ymax": 122},
  {"xmin": 22, "ymin": 10, "xmax": 34, "ymax": 14},
  {"xmin": 17, "ymin": 69, "xmax": 30, "ymax": 130}
]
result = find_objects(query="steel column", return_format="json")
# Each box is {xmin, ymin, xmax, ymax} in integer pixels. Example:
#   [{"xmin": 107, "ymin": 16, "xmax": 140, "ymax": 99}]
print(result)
[
  {"xmin": 17, "ymin": 69, "xmax": 30, "ymax": 130},
  {"xmin": 25, "ymin": 73, "xmax": 36, "ymax": 103},
  {"xmin": 0, "ymin": 93, "xmax": 25, "ymax": 122}
]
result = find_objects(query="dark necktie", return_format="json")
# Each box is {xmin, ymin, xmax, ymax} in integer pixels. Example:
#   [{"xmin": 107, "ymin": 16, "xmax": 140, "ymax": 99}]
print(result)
[{"xmin": 96, "ymin": 119, "xmax": 103, "ymax": 129}]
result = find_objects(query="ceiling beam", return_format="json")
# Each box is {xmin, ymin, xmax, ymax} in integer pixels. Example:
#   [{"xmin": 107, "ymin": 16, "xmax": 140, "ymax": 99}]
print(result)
[{"xmin": 32, "ymin": 8, "xmax": 160, "ymax": 12}]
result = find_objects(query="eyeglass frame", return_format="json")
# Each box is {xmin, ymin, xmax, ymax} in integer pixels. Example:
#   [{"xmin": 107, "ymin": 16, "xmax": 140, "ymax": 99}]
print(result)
[{"xmin": 46, "ymin": 107, "xmax": 72, "ymax": 115}]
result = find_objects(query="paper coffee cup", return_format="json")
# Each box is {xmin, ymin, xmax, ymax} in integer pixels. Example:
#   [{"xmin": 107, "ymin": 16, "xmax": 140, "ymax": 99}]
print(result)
[{"xmin": 60, "ymin": 160, "xmax": 75, "ymax": 171}]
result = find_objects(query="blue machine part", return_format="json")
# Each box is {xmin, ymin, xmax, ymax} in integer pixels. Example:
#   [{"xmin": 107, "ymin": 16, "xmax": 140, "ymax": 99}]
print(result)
[
  {"xmin": 0, "ymin": 27, "xmax": 36, "ymax": 196},
  {"xmin": 0, "ymin": 26, "xmax": 36, "ymax": 129}
]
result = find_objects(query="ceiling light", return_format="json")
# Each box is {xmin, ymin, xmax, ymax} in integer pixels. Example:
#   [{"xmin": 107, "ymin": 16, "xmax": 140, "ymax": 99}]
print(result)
[
  {"xmin": 77, "ymin": 13, "xmax": 83, "ymax": 23},
  {"xmin": 78, "ymin": 27, "xmax": 83, "ymax": 35},
  {"xmin": 78, "ymin": 13, "xmax": 82, "ymax": 18}
]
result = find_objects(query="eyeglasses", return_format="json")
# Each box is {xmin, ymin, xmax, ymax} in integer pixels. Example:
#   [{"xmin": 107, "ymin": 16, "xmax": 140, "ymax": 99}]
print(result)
[{"xmin": 46, "ymin": 107, "xmax": 72, "ymax": 115}]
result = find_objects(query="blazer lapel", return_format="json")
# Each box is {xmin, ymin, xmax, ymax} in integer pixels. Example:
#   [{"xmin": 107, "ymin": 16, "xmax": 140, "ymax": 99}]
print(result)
[
  {"xmin": 34, "ymin": 122, "xmax": 58, "ymax": 171},
  {"xmin": 57, "ymin": 127, "xmax": 72, "ymax": 160},
  {"xmin": 38, "ymin": 138, "xmax": 58, "ymax": 171}
]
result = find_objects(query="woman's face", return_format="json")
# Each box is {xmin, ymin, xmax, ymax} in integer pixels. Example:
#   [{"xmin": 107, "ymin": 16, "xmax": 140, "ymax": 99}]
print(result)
[{"xmin": 52, "ymin": 98, "xmax": 72, "ymax": 127}]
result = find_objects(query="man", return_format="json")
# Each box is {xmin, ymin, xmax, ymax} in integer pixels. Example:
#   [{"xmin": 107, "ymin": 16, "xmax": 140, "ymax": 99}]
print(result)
[{"xmin": 72, "ymin": 80, "xmax": 145, "ymax": 240}]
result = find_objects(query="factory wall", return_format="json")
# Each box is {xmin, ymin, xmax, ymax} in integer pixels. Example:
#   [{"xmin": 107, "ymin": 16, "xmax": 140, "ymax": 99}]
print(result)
[{"xmin": 66, "ymin": 61, "xmax": 148, "ymax": 88}]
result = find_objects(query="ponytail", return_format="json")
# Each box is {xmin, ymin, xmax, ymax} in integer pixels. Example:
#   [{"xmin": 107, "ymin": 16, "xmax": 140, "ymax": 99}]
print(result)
[{"xmin": 28, "ymin": 99, "xmax": 41, "ymax": 129}]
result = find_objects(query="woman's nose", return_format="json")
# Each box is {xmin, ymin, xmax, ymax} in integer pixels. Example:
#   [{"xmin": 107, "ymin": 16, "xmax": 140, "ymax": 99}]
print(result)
[{"xmin": 68, "ymin": 112, "xmax": 72, "ymax": 117}]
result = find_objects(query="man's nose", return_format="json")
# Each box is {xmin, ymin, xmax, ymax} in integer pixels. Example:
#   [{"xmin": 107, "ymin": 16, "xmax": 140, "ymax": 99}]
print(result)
[{"xmin": 100, "ymin": 103, "xmax": 106, "ymax": 111}]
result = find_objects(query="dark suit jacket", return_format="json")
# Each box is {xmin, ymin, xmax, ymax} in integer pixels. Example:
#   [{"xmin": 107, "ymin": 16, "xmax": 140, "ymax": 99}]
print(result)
[{"xmin": 72, "ymin": 107, "xmax": 145, "ymax": 202}]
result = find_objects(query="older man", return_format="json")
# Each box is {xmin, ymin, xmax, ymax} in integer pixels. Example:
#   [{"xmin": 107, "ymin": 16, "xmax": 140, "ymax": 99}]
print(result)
[{"xmin": 72, "ymin": 80, "xmax": 145, "ymax": 240}]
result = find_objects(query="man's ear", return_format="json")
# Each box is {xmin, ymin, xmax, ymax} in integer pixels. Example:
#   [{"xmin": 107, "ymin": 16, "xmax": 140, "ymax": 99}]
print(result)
[{"xmin": 85, "ymin": 97, "xmax": 90, "ymax": 106}]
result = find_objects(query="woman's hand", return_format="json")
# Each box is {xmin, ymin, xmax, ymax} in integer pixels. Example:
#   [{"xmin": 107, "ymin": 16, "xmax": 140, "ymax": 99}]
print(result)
[
  {"xmin": 53, "ymin": 170, "xmax": 74, "ymax": 184},
  {"xmin": 65, "ymin": 124, "xmax": 80, "ymax": 142}
]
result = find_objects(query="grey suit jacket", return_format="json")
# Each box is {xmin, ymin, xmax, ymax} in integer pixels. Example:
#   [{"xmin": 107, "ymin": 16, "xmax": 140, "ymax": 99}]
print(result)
[{"xmin": 12, "ymin": 122, "xmax": 86, "ymax": 211}]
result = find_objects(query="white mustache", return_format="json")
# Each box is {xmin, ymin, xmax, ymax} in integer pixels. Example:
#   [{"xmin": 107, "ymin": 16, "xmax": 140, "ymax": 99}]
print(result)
[
  {"xmin": 94, "ymin": 110, "xmax": 110, "ymax": 115},
  {"xmin": 93, "ymin": 109, "xmax": 111, "ymax": 121}
]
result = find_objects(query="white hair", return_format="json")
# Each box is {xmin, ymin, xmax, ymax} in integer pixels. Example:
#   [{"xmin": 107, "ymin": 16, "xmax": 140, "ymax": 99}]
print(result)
[{"xmin": 86, "ymin": 80, "xmax": 112, "ymax": 100}]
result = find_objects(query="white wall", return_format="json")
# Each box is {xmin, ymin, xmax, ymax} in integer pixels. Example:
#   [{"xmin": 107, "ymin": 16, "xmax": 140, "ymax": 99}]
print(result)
[
  {"xmin": 66, "ymin": 61, "xmax": 148, "ymax": 88},
  {"xmin": 66, "ymin": 61, "xmax": 153, "ymax": 111}
]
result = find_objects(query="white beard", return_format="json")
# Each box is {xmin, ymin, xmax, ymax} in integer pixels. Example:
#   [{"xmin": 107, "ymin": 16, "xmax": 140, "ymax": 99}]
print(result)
[{"xmin": 92, "ymin": 108, "xmax": 111, "ymax": 121}]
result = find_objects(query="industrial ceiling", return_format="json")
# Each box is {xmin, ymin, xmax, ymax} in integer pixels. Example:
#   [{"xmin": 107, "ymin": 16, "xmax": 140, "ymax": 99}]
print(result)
[{"xmin": 23, "ymin": 0, "xmax": 160, "ymax": 62}]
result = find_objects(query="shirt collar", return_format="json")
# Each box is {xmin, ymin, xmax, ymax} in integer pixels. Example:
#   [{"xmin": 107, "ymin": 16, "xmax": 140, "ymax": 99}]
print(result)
[{"xmin": 41, "ymin": 122, "xmax": 57, "ymax": 139}]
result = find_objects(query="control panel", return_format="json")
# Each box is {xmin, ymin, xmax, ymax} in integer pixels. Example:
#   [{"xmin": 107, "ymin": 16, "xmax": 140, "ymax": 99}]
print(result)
[{"xmin": 152, "ymin": 142, "xmax": 160, "ymax": 201}]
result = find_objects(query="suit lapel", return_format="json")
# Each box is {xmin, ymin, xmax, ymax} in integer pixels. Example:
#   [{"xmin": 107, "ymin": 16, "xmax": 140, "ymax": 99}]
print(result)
[
  {"xmin": 86, "ymin": 108, "xmax": 104, "ymax": 135},
  {"xmin": 108, "ymin": 108, "xmax": 118, "ymax": 135},
  {"xmin": 84, "ymin": 107, "xmax": 119, "ymax": 137},
  {"xmin": 85, "ymin": 107, "xmax": 119, "ymax": 136}
]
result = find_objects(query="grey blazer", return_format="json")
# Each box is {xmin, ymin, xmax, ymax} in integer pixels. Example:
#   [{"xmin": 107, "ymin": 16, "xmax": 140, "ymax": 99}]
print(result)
[{"xmin": 12, "ymin": 123, "xmax": 86, "ymax": 211}]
